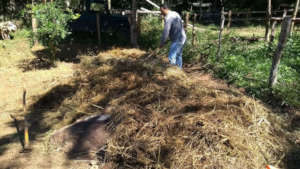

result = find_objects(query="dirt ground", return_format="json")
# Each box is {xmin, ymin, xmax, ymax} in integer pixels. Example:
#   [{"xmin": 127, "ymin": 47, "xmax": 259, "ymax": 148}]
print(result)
[{"xmin": 0, "ymin": 44, "xmax": 98, "ymax": 168}]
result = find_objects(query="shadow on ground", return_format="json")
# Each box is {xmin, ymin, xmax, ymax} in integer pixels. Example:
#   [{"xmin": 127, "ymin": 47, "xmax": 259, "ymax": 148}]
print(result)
[
  {"xmin": 18, "ymin": 43, "xmax": 102, "ymax": 72},
  {"xmin": 0, "ymin": 84, "xmax": 77, "ymax": 166},
  {"xmin": 286, "ymin": 145, "xmax": 300, "ymax": 169}
]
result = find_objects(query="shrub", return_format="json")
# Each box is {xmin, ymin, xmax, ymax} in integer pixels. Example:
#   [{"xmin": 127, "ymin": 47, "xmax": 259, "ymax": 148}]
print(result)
[{"xmin": 29, "ymin": 2, "xmax": 78, "ymax": 60}]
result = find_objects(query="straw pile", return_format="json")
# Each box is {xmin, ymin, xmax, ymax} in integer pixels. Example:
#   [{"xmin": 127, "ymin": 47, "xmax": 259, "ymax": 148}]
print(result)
[{"xmin": 71, "ymin": 48, "xmax": 287, "ymax": 169}]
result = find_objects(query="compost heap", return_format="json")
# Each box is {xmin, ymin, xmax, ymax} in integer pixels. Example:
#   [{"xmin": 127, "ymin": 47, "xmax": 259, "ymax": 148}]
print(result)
[{"xmin": 69, "ymin": 48, "xmax": 287, "ymax": 169}]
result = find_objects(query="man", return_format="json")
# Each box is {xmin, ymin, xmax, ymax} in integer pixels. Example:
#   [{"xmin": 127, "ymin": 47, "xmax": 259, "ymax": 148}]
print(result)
[{"xmin": 160, "ymin": 4, "xmax": 186, "ymax": 68}]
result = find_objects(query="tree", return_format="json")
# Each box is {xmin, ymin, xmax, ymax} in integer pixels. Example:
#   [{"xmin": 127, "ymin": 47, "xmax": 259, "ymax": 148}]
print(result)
[{"xmin": 30, "ymin": 2, "xmax": 77, "ymax": 60}]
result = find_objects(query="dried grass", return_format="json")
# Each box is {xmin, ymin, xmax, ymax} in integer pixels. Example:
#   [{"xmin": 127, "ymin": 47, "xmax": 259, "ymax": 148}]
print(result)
[{"xmin": 72, "ymin": 48, "xmax": 288, "ymax": 169}]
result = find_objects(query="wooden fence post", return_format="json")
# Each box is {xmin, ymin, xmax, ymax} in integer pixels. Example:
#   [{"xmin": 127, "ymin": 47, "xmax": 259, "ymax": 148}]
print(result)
[
  {"xmin": 270, "ymin": 9, "xmax": 287, "ymax": 42},
  {"xmin": 184, "ymin": 12, "xmax": 189, "ymax": 29},
  {"xmin": 291, "ymin": 0, "xmax": 300, "ymax": 33},
  {"xmin": 265, "ymin": 0, "xmax": 272, "ymax": 42},
  {"xmin": 227, "ymin": 10, "xmax": 232, "ymax": 28},
  {"xmin": 31, "ymin": 0, "xmax": 38, "ymax": 45},
  {"xmin": 246, "ymin": 9, "xmax": 250, "ymax": 24},
  {"xmin": 192, "ymin": 13, "xmax": 197, "ymax": 46},
  {"xmin": 270, "ymin": 20, "xmax": 277, "ymax": 42},
  {"xmin": 108, "ymin": 0, "xmax": 111, "ymax": 11},
  {"xmin": 268, "ymin": 17, "xmax": 292, "ymax": 88},
  {"xmin": 96, "ymin": 13, "xmax": 101, "ymax": 45},
  {"xmin": 130, "ymin": 0, "xmax": 138, "ymax": 48},
  {"xmin": 217, "ymin": 7, "xmax": 225, "ymax": 60}
]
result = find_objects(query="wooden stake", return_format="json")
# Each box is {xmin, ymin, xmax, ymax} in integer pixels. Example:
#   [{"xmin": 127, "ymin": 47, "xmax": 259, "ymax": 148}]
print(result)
[
  {"xmin": 265, "ymin": 0, "xmax": 272, "ymax": 42},
  {"xmin": 270, "ymin": 9, "xmax": 287, "ymax": 42},
  {"xmin": 192, "ymin": 13, "xmax": 197, "ymax": 46},
  {"xmin": 291, "ymin": 0, "xmax": 300, "ymax": 33},
  {"xmin": 270, "ymin": 20, "xmax": 277, "ymax": 42},
  {"xmin": 23, "ymin": 89, "xmax": 30, "ymax": 150},
  {"xmin": 96, "ymin": 13, "xmax": 101, "ymax": 45},
  {"xmin": 217, "ymin": 7, "xmax": 225, "ymax": 60},
  {"xmin": 108, "ymin": 0, "xmax": 111, "ymax": 11},
  {"xmin": 269, "ymin": 17, "xmax": 292, "ymax": 87},
  {"xmin": 184, "ymin": 12, "xmax": 189, "ymax": 30},
  {"xmin": 130, "ymin": 0, "xmax": 138, "ymax": 47}
]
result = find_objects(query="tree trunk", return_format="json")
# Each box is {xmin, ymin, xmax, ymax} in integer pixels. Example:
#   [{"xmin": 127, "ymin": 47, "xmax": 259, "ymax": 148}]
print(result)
[
  {"xmin": 268, "ymin": 17, "xmax": 292, "ymax": 88},
  {"xmin": 291, "ymin": 0, "xmax": 300, "ymax": 33},
  {"xmin": 265, "ymin": 0, "xmax": 272, "ymax": 42},
  {"xmin": 130, "ymin": 0, "xmax": 138, "ymax": 48},
  {"xmin": 217, "ymin": 7, "xmax": 225, "ymax": 60}
]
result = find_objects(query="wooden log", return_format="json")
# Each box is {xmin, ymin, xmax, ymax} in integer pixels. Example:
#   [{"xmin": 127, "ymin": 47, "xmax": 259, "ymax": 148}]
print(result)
[
  {"xmin": 227, "ymin": 10, "xmax": 232, "ymax": 28},
  {"xmin": 217, "ymin": 7, "xmax": 225, "ymax": 60},
  {"xmin": 271, "ymin": 17, "xmax": 300, "ymax": 21},
  {"xmin": 291, "ymin": 0, "xmax": 300, "ymax": 33},
  {"xmin": 265, "ymin": 0, "xmax": 272, "ymax": 42},
  {"xmin": 96, "ymin": 13, "xmax": 101, "ymax": 45},
  {"xmin": 269, "ymin": 17, "xmax": 292, "ymax": 88}
]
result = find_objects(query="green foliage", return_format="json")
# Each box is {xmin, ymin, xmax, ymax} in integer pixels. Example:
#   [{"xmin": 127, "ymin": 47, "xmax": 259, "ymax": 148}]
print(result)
[
  {"xmin": 138, "ymin": 16, "xmax": 163, "ymax": 49},
  {"xmin": 134, "ymin": 16, "xmax": 300, "ymax": 107},
  {"xmin": 207, "ymin": 32, "xmax": 300, "ymax": 107},
  {"xmin": 29, "ymin": 2, "xmax": 78, "ymax": 60}
]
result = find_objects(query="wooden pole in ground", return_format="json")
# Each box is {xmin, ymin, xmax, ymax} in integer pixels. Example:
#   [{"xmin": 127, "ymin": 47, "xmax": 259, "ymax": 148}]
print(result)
[
  {"xmin": 96, "ymin": 13, "xmax": 101, "ymax": 45},
  {"xmin": 217, "ymin": 6, "xmax": 225, "ymax": 60},
  {"xmin": 291, "ymin": 0, "xmax": 300, "ymax": 33},
  {"xmin": 268, "ymin": 17, "xmax": 292, "ymax": 88},
  {"xmin": 270, "ymin": 20, "xmax": 277, "ymax": 42},
  {"xmin": 23, "ymin": 89, "xmax": 30, "ymax": 150},
  {"xmin": 184, "ymin": 12, "xmax": 189, "ymax": 30},
  {"xmin": 227, "ymin": 10, "xmax": 232, "ymax": 28},
  {"xmin": 246, "ymin": 9, "xmax": 250, "ymax": 24},
  {"xmin": 130, "ymin": 0, "xmax": 138, "ymax": 47},
  {"xmin": 31, "ymin": 0, "xmax": 38, "ymax": 45},
  {"xmin": 192, "ymin": 13, "xmax": 197, "ymax": 46},
  {"xmin": 270, "ymin": 9, "xmax": 287, "ymax": 42},
  {"xmin": 199, "ymin": 0, "xmax": 203, "ymax": 21},
  {"xmin": 265, "ymin": 0, "xmax": 272, "ymax": 42},
  {"xmin": 107, "ymin": 0, "xmax": 111, "ymax": 12}
]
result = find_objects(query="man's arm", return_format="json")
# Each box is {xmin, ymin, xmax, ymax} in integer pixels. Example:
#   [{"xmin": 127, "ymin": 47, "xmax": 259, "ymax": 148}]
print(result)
[{"xmin": 160, "ymin": 18, "xmax": 171, "ymax": 48}]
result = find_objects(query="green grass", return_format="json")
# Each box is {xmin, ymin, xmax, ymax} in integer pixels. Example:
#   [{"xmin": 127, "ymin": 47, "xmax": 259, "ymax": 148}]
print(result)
[
  {"xmin": 139, "ymin": 18, "xmax": 300, "ymax": 108},
  {"xmin": 0, "ymin": 29, "xmax": 33, "ymax": 67}
]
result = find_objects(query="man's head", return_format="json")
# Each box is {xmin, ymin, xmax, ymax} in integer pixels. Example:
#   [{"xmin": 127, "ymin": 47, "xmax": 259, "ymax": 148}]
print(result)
[{"xmin": 160, "ymin": 4, "xmax": 169, "ymax": 16}]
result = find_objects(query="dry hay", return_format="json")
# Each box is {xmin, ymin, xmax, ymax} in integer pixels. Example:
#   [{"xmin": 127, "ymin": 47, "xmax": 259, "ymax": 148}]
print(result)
[{"xmin": 69, "ymin": 48, "xmax": 288, "ymax": 169}]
